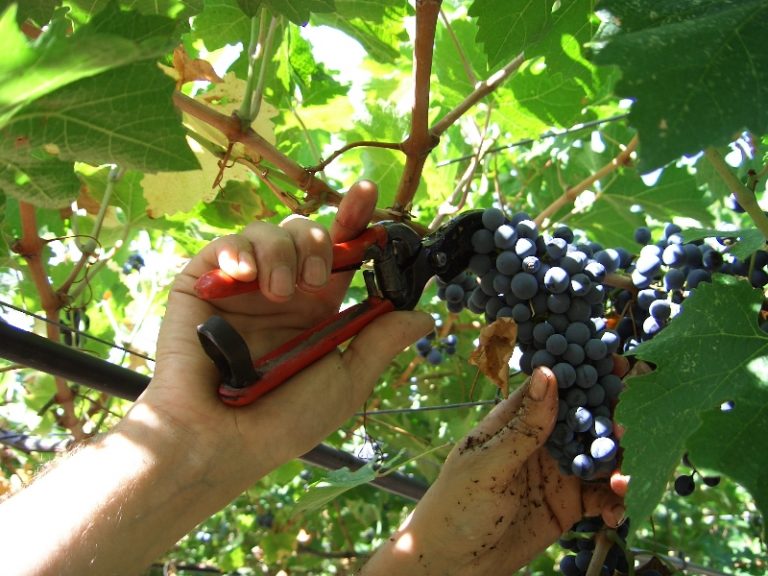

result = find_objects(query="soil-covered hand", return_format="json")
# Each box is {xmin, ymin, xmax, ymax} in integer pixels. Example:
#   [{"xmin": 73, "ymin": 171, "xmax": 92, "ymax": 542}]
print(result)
[{"xmin": 362, "ymin": 363, "xmax": 628, "ymax": 576}]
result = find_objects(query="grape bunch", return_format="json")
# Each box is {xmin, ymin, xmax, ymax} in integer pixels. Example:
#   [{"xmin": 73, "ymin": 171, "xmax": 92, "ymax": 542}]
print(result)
[
  {"xmin": 437, "ymin": 207, "xmax": 622, "ymax": 480},
  {"xmin": 414, "ymin": 330, "xmax": 458, "ymax": 365},
  {"xmin": 558, "ymin": 517, "xmax": 630, "ymax": 576},
  {"xmin": 608, "ymin": 224, "xmax": 768, "ymax": 351}
]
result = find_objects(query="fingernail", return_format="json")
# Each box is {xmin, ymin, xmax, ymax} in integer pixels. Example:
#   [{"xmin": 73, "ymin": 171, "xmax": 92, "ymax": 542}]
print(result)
[
  {"xmin": 611, "ymin": 504, "xmax": 626, "ymax": 527},
  {"xmin": 238, "ymin": 251, "xmax": 256, "ymax": 277},
  {"xmin": 270, "ymin": 265, "xmax": 294, "ymax": 297},
  {"xmin": 303, "ymin": 255, "xmax": 328, "ymax": 287},
  {"xmin": 528, "ymin": 370, "xmax": 548, "ymax": 401}
]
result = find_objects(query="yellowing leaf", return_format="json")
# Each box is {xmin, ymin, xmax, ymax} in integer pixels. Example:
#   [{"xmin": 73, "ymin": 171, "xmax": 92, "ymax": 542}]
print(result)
[{"xmin": 142, "ymin": 136, "xmax": 251, "ymax": 218}]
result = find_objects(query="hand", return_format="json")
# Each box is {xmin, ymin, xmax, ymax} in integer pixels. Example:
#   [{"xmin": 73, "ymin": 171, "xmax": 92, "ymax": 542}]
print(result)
[
  {"xmin": 129, "ymin": 181, "xmax": 433, "ymax": 492},
  {"xmin": 363, "ymin": 361, "xmax": 629, "ymax": 576}
]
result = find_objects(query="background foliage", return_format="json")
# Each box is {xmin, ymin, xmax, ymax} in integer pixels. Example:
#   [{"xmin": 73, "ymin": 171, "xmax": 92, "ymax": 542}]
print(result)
[{"xmin": 1, "ymin": 0, "xmax": 766, "ymax": 574}]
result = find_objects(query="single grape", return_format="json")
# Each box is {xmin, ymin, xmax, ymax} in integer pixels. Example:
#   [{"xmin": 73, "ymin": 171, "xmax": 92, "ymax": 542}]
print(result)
[
  {"xmin": 589, "ymin": 437, "xmax": 617, "ymax": 461},
  {"xmin": 634, "ymin": 226, "xmax": 652, "ymax": 245},
  {"xmin": 426, "ymin": 348, "xmax": 443, "ymax": 365},
  {"xmin": 571, "ymin": 454, "xmax": 595, "ymax": 478},
  {"xmin": 649, "ymin": 299, "xmax": 672, "ymax": 322},
  {"xmin": 566, "ymin": 406, "xmax": 594, "ymax": 433},
  {"xmin": 482, "ymin": 207, "xmax": 506, "ymax": 230},
  {"xmin": 494, "ymin": 224, "xmax": 517, "ymax": 249},
  {"xmin": 546, "ymin": 333, "xmax": 569, "ymax": 356},
  {"xmin": 584, "ymin": 339, "xmax": 608, "ymax": 360},
  {"xmin": 591, "ymin": 416, "xmax": 613, "ymax": 438},
  {"xmin": 546, "ymin": 238, "xmax": 568, "ymax": 260},
  {"xmin": 510, "ymin": 273, "xmax": 538, "ymax": 300},
  {"xmin": 444, "ymin": 283, "xmax": 465, "ymax": 303},
  {"xmin": 471, "ymin": 229, "xmax": 495, "ymax": 254},
  {"xmin": 553, "ymin": 225, "xmax": 575, "ymax": 243},
  {"xmin": 514, "ymin": 237, "xmax": 537, "ymax": 259},
  {"xmin": 495, "ymin": 251, "xmax": 521, "ymax": 275},
  {"xmin": 674, "ymin": 474, "xmax": 696, "ymax": 496}
]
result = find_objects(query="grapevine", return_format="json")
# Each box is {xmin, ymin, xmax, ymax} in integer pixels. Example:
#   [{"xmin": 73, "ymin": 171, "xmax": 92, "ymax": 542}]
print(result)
[{"xmin": 436, "ymin": 206, "xmax": 768, "ymax": 574}]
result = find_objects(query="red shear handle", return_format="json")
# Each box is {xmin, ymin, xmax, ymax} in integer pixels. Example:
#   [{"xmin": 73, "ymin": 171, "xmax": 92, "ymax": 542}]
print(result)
[
  {"xmin": 219, "ymin": 297, "xmax": 395, "ymax": 406},
  {"xmin": 195, "ymin": 225, "xmax": 389, "ymax": 300}
]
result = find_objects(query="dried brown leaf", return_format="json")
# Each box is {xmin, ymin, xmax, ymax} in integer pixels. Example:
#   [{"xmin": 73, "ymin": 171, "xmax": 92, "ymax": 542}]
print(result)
[
  {"xmin": 172, "ymin": 46, "xmax": 223, "ymax": 88},
  {"xmin": 468, "ymin": 318, "xmax": 518, "ymax": 397}
]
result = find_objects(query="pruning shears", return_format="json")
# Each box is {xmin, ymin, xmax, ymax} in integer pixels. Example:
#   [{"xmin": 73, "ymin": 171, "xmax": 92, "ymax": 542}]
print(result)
[{"xmin": 194, "ymin": 210, "xmax": 484, "ymax": 407}]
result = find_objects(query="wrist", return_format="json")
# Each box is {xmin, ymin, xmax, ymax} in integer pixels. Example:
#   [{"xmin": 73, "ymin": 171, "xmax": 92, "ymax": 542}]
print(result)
[{"xmin": 360, "ymin": 508, "xmax": 459, "ymax": 576}]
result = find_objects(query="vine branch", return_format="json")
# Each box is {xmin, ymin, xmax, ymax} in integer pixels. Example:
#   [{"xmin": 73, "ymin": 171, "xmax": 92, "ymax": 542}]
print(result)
[
  {"xmin": 705, "ymin": 146, "xmax": 768, "ymax": 241},
  {"xmin": 432, "ymin": 52, "xmax": 525, "ymax": 137},
  {"xmin": 174, "ymin": 92, "xmax": 421, "ymax": 228},
  {"xmin": 393, "ymin": 0, "xmax": 443, "ymax": 212},
  {"xmin": 534, "ymin": 134, "xmax": 639, "ymax": 227},
  {"xmin": 307, "ymin": 140, "xmax": 403, "ymax": 174},
  {"xmin": 12, "ymin": 203, "xmax": 85, "ymax": 438}
]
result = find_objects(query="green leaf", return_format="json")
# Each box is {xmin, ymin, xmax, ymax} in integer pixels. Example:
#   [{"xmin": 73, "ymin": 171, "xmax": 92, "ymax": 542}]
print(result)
[
  {"xmin": 228, "ymin": 0, "xmax": 337, "ymax": 27},
  {"xmin": 617, "ymin": 277, "xmax": 768, "ymax": 533},
  {"xmin": 0, "ymin": 2, "xmax": 178, "ymax": 127},
  {"xmin": 683, "ymin": 227, "xmax": 766, "ymax": 261},
  {"xmin": 313, "ymin": 0, "xmax": 407, "ymax": 64},
  {"xmin": 4, "ymin": 62, "xmax": 198, "ymax": 173},
  {"xmin": 293, "ymin": 463, "xmax": 377, "ymax": 514},
  {"xmin": 193, "ymin": 0, "xmax": 251, "ymax": 50},
  {"xmin": 263, "ymin": 0, "xmax": 334, "ymax": 25},
  {"xmin": 687, "ymin": 387, "xmax": 768, "ymax": 535},
  {"xmin": 592, "ymin": 0, "xmax": 768, "ymax": 172},
  {"xmin": 236, "ymin": 0, "xmax": 262, "ymax": 16},
  {"xmin": 569, "ymin": 165, "xmax": 712, "ymax": 250},
  {"xmin": 0, "ymin": 150, "xmax": 80, "ymax": 209},
  {"xmin": 0, "ymin": 0, "xmax": 59, "ymax": 25},
  {"xmin": 199, "ymin": 179, "xmax": 277, "ymax": 227},
  {"xmin": 470, "ymin": 0, "xmax": 594, "ymax": 69}
]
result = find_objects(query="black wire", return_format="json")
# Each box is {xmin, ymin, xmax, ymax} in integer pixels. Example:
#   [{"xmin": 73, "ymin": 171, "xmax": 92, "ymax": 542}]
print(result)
[
  {"xmin": 436, "ymin": 113, "xmax": 630, "ymax": 167},
  {"xmin": 0, "ymin": 299, "xmax": 155, "ymax": 363},
  {"xmin": 355, "ymin": 399, "xmax": 496, "ymax": 416}
]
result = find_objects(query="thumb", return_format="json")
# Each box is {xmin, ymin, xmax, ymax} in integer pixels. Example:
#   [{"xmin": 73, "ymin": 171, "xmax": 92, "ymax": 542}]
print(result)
[
  {"xmin": 480, "ymin": 367, "xmax": 559, "ymax": 467},
  {"xmin": 342, "ymin": 310, "xmax": 434, "ymax": 391}
]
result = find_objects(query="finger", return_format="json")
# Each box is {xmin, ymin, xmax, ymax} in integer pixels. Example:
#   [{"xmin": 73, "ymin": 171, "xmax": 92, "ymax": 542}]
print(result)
[
  {"xmin": 181, "ymin": 233, "xmax": 257, "ymax": 281},
  {"xmin": 480, "ymin": 367, "xmax": 559, "ymax": 466},
  {"xmin": 280, "ymin": 216, "xmax": 333, "ymax": 292},
  {"xmin": 612, "ymin": 353, "xmax": 630, "ymax": 377},
  {"xmin": 212, "ymin": 235, "xmax": 258, "ymax": 282},
  {"xmin": 238, "ymin": 222, "xmax": 299, "ymax": 302},
  {"xmin": 464, "ymin": 380, "xmax": 529, "ymax": 440},
  {"xmin": 610, "ymin": 471, "xmax": 630, "ymax": 497},
  {"xmin": 331, "ymin": 180, "xmax": 378, "ymax": 243},
  {"xmin": 582, "ymin": 483, "xmax": 626, "ymax": 529}
]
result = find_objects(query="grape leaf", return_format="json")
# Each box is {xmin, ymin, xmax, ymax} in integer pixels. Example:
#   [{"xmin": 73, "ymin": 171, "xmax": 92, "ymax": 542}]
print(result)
[
  {"xmin": 617, "ymin": 277, "xmax": 768, "ymax": 533},
  {"xmin": 0, "ymin": 150, "xmax": 80, "ymax": 209},
  {"xmin": 570, "ymin": 165, "xmax": 713, "ymax": 250},
  {"xmin": 238, "ymin": 0, "xmax": 335, "ymax": 25},
  {"xmin": 470, "ymin": 0, "xmax": 594, "ymax": 69},
  {"xmin": 683, "ymin": 227, "xmax": 766, "ymax": 261},
  {"xmin": 4, "ymin": 62, "xmax": 198, "ymax": 174},
  {"xmin": 0, "ymin": 3, "xmax": 178, "ymax": 127},
  {"xmin": 293, "ymin": 463, "xmax": 377, "ymax": 514},
  {"xmin": 592, "ymin": 0, "xmax": 768, "ymax": 172},
  {"xmin": 687, "ymin": 387, "xmax": 768, "ymax": 532},
  {"xmin": 192, "ymin": 0, "xmax": 251, "ymax": 51},
  {"xmin": 0, "ymin": 0, "xmax": 59, "ymax": 25},
  {"xmin": 200, "ymin": 179, "xmax": 276, "ymax": 227}
]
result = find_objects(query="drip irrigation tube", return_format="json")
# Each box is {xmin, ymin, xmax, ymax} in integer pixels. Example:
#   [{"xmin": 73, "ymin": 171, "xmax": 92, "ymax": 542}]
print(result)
[{"xmin": 0, "ymin": 320, "xmax": 428, "ymax": 502}]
